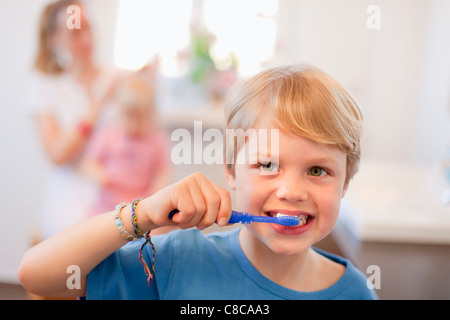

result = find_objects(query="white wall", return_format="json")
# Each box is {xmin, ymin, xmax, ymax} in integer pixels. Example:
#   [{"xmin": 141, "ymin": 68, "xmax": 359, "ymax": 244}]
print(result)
[{"xmin": 414, "ymin": 0, "xmax": 450, "ymax": 164}]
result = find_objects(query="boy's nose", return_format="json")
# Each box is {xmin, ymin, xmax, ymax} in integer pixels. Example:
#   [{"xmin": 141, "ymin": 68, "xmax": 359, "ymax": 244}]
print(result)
[{"xmin": 275, "ymin": 175, "xmax": 309, "ymax": 203}]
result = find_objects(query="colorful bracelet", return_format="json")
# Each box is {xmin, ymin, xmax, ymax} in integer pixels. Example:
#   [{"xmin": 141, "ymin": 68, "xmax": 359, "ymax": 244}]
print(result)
[
  {"xmin": 139, "ymin": 235, "xmax": 156, "ymax": 287},
  {"xmin": 130, "ymin": 199, "xmax": 156, "ymax": 287},
  {"xmin": 131, "ymin": 199, "xmax": 145, "ymax": 238},
  {"xmin": 114, "ymin": 202, "xmax": 139, "ymax": 241}
]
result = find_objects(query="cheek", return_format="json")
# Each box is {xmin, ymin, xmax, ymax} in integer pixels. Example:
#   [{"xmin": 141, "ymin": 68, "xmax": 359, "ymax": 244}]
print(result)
[
  {"xmin": 314, "ymin": 186, "xmax": 342, "ymax": 230},
  {"xmin": 234, "ymin": 166, "xmax": 268, "ymax": 212}
]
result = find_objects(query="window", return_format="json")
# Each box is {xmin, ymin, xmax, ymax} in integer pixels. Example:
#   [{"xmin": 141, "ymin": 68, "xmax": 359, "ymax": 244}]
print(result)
[
  {"xmin": 204, "ymin": 0, "xmax": 278, "ymax": 76},
  {"xmin": 113, "ymin": 0, "xmax": 192, "ymax": 75},
  {"xmin": 113, "ymin": 0, "xmax": 278, "ymax": 77}
]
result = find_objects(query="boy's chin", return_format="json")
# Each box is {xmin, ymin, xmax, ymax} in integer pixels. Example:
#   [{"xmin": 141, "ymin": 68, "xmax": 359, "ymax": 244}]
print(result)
[
  {"xmin": 244, "ymin": 225, "xmax": 312, "ymax": 256},
  {"xmin": 266, "ymin": 239, "xmax": 311, "ymax": 256}
]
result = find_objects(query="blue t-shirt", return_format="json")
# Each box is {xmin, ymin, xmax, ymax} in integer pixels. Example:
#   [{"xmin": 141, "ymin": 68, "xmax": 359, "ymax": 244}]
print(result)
[{"xmin": 86, "ymin": 228, "xmax": 377, "ymax": 300}]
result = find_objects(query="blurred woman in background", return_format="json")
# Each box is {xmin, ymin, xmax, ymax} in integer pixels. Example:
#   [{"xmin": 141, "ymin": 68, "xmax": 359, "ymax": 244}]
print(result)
[{"xmin": 28, "ymin": 0, "xmax": 119, "ymax": 240}]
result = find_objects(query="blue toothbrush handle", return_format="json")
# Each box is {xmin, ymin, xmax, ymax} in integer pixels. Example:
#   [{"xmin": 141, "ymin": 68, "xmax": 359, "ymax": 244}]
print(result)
[
  {"xmin": 169, "ymin": 209, "xmax": 179, "ymax": 219},
  {"xmin": 227, "ymin": 211, "xmax": 249, "ymax": 224},
  {"xmin": 170, "ymin": 209, "xmax": 254, "ymax": 224},
  {"xmin": 169, "ymin": 209, "xmax": 284, "ymax": 225},
  {"xmin": 228, "ymin": 211, "xmax": 280, "ymax": 224}
]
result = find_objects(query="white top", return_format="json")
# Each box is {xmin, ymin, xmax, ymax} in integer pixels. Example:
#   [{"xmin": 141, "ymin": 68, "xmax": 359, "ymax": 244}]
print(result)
[{"xmin": 27, "ymin": 69, "xmax": 116, "ymax": 239}]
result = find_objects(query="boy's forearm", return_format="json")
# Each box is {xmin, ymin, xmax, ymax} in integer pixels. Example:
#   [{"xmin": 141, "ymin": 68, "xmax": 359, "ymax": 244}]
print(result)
[{"xmin": 18, "ymin": 206, "xmax": 144, "ymax": 297}]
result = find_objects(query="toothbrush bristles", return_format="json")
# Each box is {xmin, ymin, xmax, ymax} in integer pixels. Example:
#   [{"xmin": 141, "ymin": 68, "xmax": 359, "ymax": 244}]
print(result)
[{"xmin": 277, "ymin": 215, "xmax": 300, "ymax": 226}]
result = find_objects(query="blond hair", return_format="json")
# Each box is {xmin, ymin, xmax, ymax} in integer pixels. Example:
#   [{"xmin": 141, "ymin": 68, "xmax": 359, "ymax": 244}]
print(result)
[
  {"xmin": 34, "ymin": 0, "xmax": 80, "ymax": 74},
  {"xmin": 118, "ymin": 76, "xmax": 155, "ymax": 115},
  {"xmin": 224, "ymin": 65, "xmax": 363, "ymax": 185}
]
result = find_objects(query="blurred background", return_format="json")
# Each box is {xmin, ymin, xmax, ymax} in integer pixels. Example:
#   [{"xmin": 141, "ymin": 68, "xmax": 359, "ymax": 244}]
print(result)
[{"xmin": 0, "ymin": 0, "xmax": 449, "ymax": 299}]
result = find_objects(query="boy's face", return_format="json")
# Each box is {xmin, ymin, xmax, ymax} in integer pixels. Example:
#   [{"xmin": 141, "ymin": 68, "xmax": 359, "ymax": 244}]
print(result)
[{"xmin": 225, "ymin": 116, "xmax": 348, "ymax": 256}]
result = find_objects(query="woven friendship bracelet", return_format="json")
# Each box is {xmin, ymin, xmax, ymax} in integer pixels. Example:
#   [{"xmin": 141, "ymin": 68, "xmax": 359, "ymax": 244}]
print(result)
[
  {"xmin": 130, "ymin": 198, "xmax": 156, "ymax": 286},
  {"xmin": 114, "ymin": 202, "xmax": 139, "ymax": 241},
  {"xmin": 131, "ymin": 199, "xmax": 145, "ymax": 238},
  {"xmin": 139, "ymin": 235, "xmax": 156, "ymax": 286}
]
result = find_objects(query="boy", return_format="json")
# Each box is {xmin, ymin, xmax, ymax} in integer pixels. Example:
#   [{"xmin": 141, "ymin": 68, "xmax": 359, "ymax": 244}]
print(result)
[{"xmin": 19, "ymin": 65, "xmax": 377, "ymax": 299}]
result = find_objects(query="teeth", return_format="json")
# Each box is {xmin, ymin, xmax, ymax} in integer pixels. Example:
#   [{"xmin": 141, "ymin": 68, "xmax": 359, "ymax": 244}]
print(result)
[{"xmin": 275, "ymin": 213, "xmax": 309, "ymax": 226}]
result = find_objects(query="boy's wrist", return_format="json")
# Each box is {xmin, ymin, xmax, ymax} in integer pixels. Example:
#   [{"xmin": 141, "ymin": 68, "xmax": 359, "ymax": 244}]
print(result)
[
  {"xmin": 135, "ymin": 198, "xmax": 158, "ymax": 234},
  {"xmin": 115, "ymin": 199, "xmax": 158, "ymax": 240},
  {"xmin": 116, "ymin": 204, "xmax": 137, "ymax": 240}
]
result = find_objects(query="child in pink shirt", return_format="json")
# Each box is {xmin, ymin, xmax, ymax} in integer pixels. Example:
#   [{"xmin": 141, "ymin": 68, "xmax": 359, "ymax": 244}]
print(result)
[{"xmin": 83, "ymin": 76, "xmax": 171, "ymax": 216}]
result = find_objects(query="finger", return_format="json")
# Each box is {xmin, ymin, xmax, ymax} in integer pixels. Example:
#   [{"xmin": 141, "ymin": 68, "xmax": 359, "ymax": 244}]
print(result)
[
  {"xmin": 195, "ymin": 177, "xmax": 221, "ymax": 230},
  {"xmin": 167, "ymin": 182, "xmax": 192, "ymax": 225},
  {"xmin": 213, "ymin": 185, "xmax": 232, "ymax": 227},
  {"xmin": 173, "ymin": 176, "xmax": 206, "ymax": 228}
]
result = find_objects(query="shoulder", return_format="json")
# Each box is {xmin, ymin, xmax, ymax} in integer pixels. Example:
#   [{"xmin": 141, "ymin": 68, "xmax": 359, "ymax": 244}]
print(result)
[
  {"xmin": 26, "ymin": 71, "xmax": 79, "ymax": 115},
  {"xmin": 27, "ymin": 71, "xmax": 57, "ymax": 103},
  {"xmin": 28, "ymin": 70, "xmax": 56, "ymax": 84},
  {"xmin": 26, "ymin": 71, "xmax": 59, "ymax": 111},
  {"xmin": 313, "ymin": 248, "xmax": 378, "ymax": 300},
  {"xmin": 28, "ymin": 70, "xmax": 71, "ymax": 90}
]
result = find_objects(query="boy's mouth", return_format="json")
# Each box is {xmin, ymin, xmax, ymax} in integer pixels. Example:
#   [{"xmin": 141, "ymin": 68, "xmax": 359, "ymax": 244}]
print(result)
[{"xmin": 264, "ymin": 210, "xmax": 313, "ymax": 226}]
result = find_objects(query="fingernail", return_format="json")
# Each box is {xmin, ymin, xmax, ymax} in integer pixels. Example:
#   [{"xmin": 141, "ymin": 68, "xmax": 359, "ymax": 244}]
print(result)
[{"xmin": 217, "ymin": 217, "xmax": 227, "ymax": 226}]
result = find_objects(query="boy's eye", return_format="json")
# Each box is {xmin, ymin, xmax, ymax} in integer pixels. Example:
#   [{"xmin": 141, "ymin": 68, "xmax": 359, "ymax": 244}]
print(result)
[
  {"xmin": 257, "ymin": 161, "xmax": 279, "ymax": 173},
  {"xmin": 309, "ymin": 166, "xmax": 327, "ymax": 177}
]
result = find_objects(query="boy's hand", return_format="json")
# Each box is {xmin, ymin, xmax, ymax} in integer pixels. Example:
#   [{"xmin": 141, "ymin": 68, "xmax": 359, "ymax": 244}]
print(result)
[{"xmin": 138, "ymin": 173, "xmax": 232, "ymax": 231}]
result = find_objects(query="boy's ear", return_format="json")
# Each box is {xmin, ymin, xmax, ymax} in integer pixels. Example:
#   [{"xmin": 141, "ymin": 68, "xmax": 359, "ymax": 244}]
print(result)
[{"xmin": 223, "ymin": 164, "xmax": 236, "ymax": 190}]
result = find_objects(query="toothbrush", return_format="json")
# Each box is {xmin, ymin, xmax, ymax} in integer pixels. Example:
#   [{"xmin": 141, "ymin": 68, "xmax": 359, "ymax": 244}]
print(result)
[
  {"xmin": 228, "ymin": 211, "xmax": 300, "ymax": 226},
  {"xmin": 169, "ymin": 210, "xmax": 299, "ymax": 227}
]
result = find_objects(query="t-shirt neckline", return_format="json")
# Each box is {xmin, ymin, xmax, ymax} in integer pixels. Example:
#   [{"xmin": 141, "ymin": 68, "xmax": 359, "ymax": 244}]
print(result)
[{"xmin": 227, "ymin": 227, "xmax": 355, "ymax": 300}]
